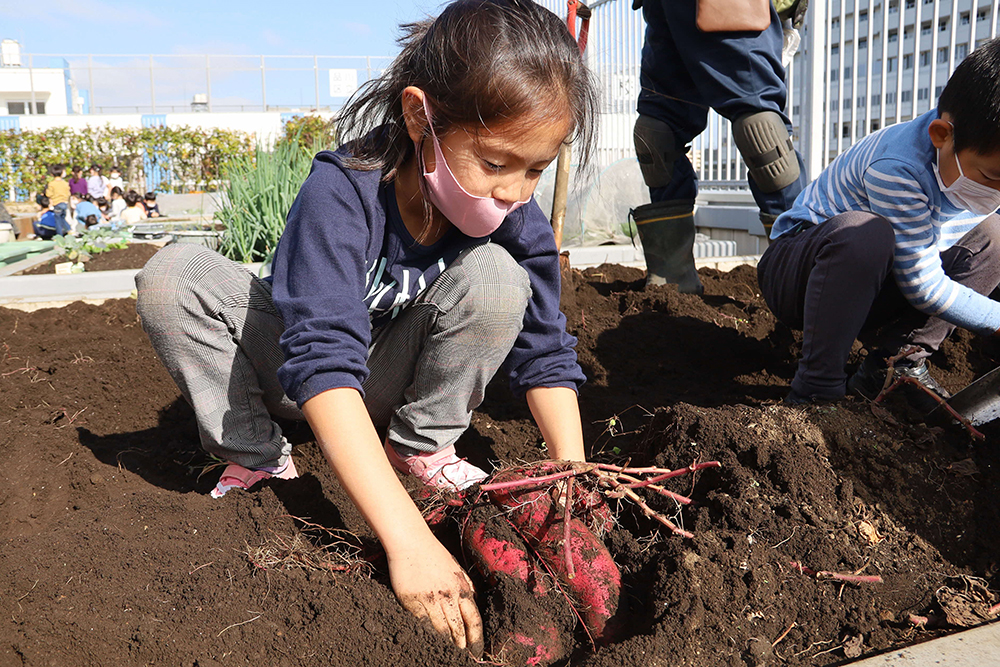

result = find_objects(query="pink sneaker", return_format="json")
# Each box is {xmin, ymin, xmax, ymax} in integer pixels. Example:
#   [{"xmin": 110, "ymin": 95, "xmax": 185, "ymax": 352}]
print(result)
[
  {"xmin": 210, "ymin": 456, "xmax": 299, "ymax": 499},
  {"xmin": 384, "ymin": 443, "xmax": 488, "ymax": 491}
]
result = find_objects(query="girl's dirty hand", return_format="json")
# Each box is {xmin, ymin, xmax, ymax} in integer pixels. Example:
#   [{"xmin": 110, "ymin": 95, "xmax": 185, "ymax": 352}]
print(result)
[{"xmin": 387, "ymin": 535, "xmax": 484, "ymax": 657}]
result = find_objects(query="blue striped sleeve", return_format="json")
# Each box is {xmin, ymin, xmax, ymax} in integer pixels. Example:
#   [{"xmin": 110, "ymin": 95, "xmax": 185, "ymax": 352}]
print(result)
[{"xmin": 863, "ymin": 161, "xmax": 1000, "ymax": 335}]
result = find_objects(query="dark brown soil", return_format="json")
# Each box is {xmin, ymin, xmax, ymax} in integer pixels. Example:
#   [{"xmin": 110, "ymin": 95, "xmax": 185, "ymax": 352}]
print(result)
[
  {"xmin": 19, "ymin": 244, "xmax": 163, "ymax": 275},
  {"xmin": 2, "ymin": 264, "xmax": 999, "ymax": 667}
]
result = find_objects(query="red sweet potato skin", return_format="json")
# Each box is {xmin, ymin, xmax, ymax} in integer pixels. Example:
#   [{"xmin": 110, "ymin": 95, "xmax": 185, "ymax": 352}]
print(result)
[
  {"xmin": 484, "ymin": 465, "xmax": 623, "ymax": 644},
  {"xmin": 463, "ymin": 505, "xmax": 571, "ymax": 666}
]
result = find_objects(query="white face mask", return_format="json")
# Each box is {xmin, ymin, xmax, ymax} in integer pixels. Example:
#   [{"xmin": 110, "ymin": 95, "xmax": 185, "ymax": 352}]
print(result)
[{"xmin": 934, "ymin": 125, "xmax": 1000, "ymax": 215}]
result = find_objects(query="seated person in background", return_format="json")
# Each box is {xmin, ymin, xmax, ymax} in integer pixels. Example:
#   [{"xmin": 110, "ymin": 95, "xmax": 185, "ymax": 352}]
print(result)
[
  {"xmin": 105, "ymin": 166, "xmax": 125, "ymax": 198},
  {"xmin": 45, "ymin": 164, "xmax": 71, "ymax": 234},
  {"xmin": 68, "ymin": 166, "xmax": 89, "ymax": 197},
  {"xmin": 72, "ymin": 193, "xmax": 104, "ymax": 230},
  {"xmin": 96, "ymin": 196, "xmax": 111, "ymax": 220},
  {"xmin": 122, "ymin": 190, "xmax": 147, "ymax": 224},
  {"xmin": 87, "ymin": 164, "xmax": 107, "ymax": 200},
  {"xmin": 757, "ymin": 37, "xmax": 1000, "ymax": 412},
  {"xmin": 33, "ymin": 194, "xmax": 70, "ymax": 240},
  {"xmin": 108, "ymin": 187, "xmax": 126, "ymax": 222},
  {"xmin": 142, "ymin": 192, "xmax": 161, "ymax": 217}
]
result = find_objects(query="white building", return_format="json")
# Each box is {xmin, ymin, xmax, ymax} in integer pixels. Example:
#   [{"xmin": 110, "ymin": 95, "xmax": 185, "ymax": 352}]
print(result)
[
  {"xmin": 0, "ymin": 39, "xmax": 83, "ymax": 116},
  {"xmin": 789, "ymin": 0, "xmax": 1000, "ymax": 164}
]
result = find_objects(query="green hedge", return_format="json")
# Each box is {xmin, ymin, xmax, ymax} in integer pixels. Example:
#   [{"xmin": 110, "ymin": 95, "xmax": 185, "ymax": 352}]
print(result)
[{"xmin": 0, "ymin": 116, "xmax": 335, "ymax": 201}]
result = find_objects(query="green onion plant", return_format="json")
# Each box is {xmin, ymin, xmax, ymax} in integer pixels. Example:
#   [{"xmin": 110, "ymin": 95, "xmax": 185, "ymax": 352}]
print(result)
[{"xmin": 217, "ymin": 138, "xmax": 316, "ymax": 263}]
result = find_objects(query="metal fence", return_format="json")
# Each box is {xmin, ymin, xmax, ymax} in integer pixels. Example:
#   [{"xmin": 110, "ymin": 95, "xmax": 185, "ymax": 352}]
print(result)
[
  {"xmin": 16, "ymin": 53, "xmax": 395, "ymax": 115},
  {"xmin": 536, "ymin": 0, "xmax": 1000, "ymax": 187}
]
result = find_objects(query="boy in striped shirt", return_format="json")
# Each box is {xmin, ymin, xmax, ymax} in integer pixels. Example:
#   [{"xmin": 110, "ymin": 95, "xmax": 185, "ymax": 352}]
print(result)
[{"xmin": 757, "ymin": 38, "xmax": 1000, "ymax": 410}]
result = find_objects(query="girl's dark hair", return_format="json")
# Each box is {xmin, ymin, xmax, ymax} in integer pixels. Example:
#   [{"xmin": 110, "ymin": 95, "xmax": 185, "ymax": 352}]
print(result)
[
  {"xmin": 85, "ymin": 214, "xmax": 98, "ymax": 227},
  {"xmin": 939, "ymin": 37, "xmax": 1000, "ymax": 155},
  {"xmin": 125, "ymin": 190, "xmax": 142, "ymax": 207},
  {"xmin": 337, "ymin": 0, "xmax": 598, "ymax": 180},
  {"xmin": 110, "ymin": 186, "xmax": 123, "ymax": 197}
]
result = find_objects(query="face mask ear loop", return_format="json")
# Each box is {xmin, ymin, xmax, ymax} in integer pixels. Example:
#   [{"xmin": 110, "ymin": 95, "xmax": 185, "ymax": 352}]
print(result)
[{"xmin": 946, "ymin": 120, "xmax": 966, "ymax": 178}]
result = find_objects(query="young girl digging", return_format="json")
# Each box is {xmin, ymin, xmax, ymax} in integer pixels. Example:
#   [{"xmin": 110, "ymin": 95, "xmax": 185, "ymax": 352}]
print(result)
[{"xmin": 135, "ymin": 0, "xmax": 597, "ymax": 654}]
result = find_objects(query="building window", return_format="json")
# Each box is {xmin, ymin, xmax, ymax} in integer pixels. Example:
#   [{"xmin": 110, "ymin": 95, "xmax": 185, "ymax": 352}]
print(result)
[
  {"xmin": 903, "ymin": 53, "xmax": 914, "ymax": 69},
  {"xmin": 793, "ymin": 105, "xmax": 800, "ymax": 116},
  {"xmin": 831, "ymin": 68, "xmax": 839, "ymax": 82},
  {"xmin": 923, "ymin": 0, "xmax": 932, "ymax": 4},
  {"xmin": 830, "ymin": 99, "xmax": 839, "ymax": 111},
  {"xmin": 905, "ymin": 0, "xmax": 915, "ymax": 8},
  {"xmin": 860, "ymin": 9, "xmax": 868, "ymax": 22},
  {"xmin": 859, "ymin": 37, "xmax": 868, "ymax": 50},
  {"xmin": 939, "ymin": 18, "xmax": 949, "ymax": 31},
  {"xmin": 886, "ymin": 91, "xmax": 897, "ymax": 104},
  {"xmin": 978, "ymin": 8, "xmax": 989, "ymax": 21},
  {"xmin": 904, "ymin": 26, "xmax": 914, "ymax": 39},
  {"xmin": 935, "ymin": 85, "xmax": 944, "ymax": 97},
  {"xmin": 919, "ymin": 50, "xmax": 931, "ymax": 66},
  {"xmin": 832, "ymin": 17, "xmax": 840, "ymax": 29},
  {"xmin": 871, "ymin": 93, "xmax": 882, "ymax": 107},
  {"xmin": 921, "ymin": 21, "xmax": 932, "ymax": 35},
  {"xmin": 957, "ymin": 43, "xmax": 969, "ymax": 60},
  {"xmin": 889, "ymin": 0, "xmax": 899, "ymax": 12},
  {"xmin": 902, "ymin": 89, "xmax": 912, "ymax": 102},
  {"xmin": 961, "ymin": 12, "xmax": 971, "ymax": 25},
  {"xmin": 845, "ymin": 66, "xmax": 852, "ymax": 79},
  {"xmin": 917, "ymin": 87, "xmax": 929, "ymax": 100},
  {"xmin": 832, "ymin": 44, "xmax": 840, "ymax": 55},
  {"xmin": 871, "ymin": 120, "xmax": 881, "ymax": 132},
  {"xmin": 845, "ymin": 98, "xmax": 852, "ymax": 109},
  {"xmin": 843, "ymin": 124, "xmax": 851, "ymax": 138},
  {"xmin": 889, "ymin": 30, "xmax": 898, "ymax": 43},
  {"xmin": 7, "ymin": 101, "xmax": 45, "ymax": 115},
  {"xmin": 887, "ymin": 56, "xmax": 897, "ymax": 71},
  {"xmin": 938, "ymin": 47, "xmax": 949, "ymax": 64}
]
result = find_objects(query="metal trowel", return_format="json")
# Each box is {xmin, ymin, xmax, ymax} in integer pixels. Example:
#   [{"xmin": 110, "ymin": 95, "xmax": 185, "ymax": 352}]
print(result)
[{"xmin": 936, "ymin": 365, "xmax": 1000, "ymax": 426}]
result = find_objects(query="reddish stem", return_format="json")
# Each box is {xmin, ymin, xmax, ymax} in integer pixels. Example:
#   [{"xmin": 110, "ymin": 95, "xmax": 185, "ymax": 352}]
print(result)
[
  {"xmin": 563, "ymin": 477, "xmax": 575, "ymax": 580},
  {"xmin": 789, "ymin": 561, "xmax": 883, "ymax": 584},
  {"xmin": 602, "ymin": 477, "xmax": 693, "ymax": 538},
  {"xmin": 480, "ymin": 465, "xmax": 596, "ymax": 492},
  {"xmin": 611, "ymin": 472, "xmax": 693, "ymax": 505},
  {"xmin": 595, "ymin": 463, "xmax": 676, "ymax": 475},
  {"xmin": 626, "ymin": 461, "xmax": 722, "ymax": 487}
]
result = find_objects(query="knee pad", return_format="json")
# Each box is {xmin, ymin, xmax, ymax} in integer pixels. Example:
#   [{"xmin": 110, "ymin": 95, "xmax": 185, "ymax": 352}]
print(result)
[
  {"xmin": 633, "ymin": 115, "xmax": 684, "ymax": 189},
  {"xmin": 732, "ymin": 111, "xmax": 801, "ymax": 194}
]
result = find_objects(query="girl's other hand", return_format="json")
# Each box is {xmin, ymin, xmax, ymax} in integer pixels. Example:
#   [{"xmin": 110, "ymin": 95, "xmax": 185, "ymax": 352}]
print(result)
[{"xmin": 387, "ymin": 533, "xmax": 484, "ymax": 657}]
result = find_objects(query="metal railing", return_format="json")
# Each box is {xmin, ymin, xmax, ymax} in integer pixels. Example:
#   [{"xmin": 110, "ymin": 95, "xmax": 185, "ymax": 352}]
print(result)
[{"xmin": 8, "ymin": 53, "xmax": 394, "ymax": 115}]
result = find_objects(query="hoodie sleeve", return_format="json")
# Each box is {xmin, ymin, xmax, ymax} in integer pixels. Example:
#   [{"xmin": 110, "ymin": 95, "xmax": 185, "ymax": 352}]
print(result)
[
  {"xmin": 270, "ymin": 151, "xmax": 379, "ymax": 406},
  {"xmin": 493, "ymin": 201, "xmax": 586, "ymax": 397}
]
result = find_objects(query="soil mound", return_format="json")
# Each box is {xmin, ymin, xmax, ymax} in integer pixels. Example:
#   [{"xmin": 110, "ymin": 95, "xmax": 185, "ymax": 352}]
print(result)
[{"xmin": 1, "ymin": 264, "xmax": 998, "ymax": 666}]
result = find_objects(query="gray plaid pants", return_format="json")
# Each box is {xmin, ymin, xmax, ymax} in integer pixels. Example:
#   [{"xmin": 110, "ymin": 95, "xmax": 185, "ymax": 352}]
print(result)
[{"xmin": 135, "ymin": 242, "xmax": 531, "ymax": 469}]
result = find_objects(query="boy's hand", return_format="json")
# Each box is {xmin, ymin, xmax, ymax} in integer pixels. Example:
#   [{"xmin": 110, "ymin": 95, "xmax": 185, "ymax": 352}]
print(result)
[{"xmin": 387, "ymin": 534, "xmax": 483, "ymax": 657}]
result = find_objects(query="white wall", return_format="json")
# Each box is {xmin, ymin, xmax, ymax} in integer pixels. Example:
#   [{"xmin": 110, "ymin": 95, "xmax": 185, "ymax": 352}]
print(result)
[{"xmin": 0, "ymin": 68, "xmax": 69, "ymax": 115}]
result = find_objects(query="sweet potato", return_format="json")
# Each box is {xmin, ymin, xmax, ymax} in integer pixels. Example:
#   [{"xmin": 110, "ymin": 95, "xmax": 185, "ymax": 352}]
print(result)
[
  {"xmin": 485, "ymin": 466, "xmax": 623, "ymax": 644},
  {"xmin": 463, "ymin": 505, "xmax": 570, "ymax": 665}
]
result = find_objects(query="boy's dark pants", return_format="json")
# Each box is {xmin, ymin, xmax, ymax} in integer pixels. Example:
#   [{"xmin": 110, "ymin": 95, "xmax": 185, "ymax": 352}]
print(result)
[{"xmin": 757, "ymin": 211, "xmax": 1000, "ymax": 398}]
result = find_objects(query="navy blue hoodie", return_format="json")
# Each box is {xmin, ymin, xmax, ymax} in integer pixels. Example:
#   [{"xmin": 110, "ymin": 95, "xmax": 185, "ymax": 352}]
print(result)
[{"xmin": 270, "ymin": 149, "xmax": 585, "ymax": 407}]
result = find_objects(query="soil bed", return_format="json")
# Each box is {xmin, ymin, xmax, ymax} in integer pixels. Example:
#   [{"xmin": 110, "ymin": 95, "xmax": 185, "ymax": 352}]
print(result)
[
  {"xmin": 1, "ymin": 263, "xmax": 999, "ymax": 667},
  {"xmin": 18, "ymin": 244, "xmax": 162, "ymax": 275}
]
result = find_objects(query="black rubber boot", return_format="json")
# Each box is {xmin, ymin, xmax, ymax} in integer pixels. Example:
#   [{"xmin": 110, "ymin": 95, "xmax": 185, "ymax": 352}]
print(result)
[
  {"xmin": 848, "ymin": 350, "xmax": 951, "ymax": 414},
  {"xmin": 631, "ymin": 199, "xmax": 703, "ymax": 294}
]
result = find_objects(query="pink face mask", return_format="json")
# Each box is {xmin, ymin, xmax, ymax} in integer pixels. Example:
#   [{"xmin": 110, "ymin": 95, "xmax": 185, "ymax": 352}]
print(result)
[{"xmin": 415, "ymin": 97, "xmax": 529, "ymax": 238}]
